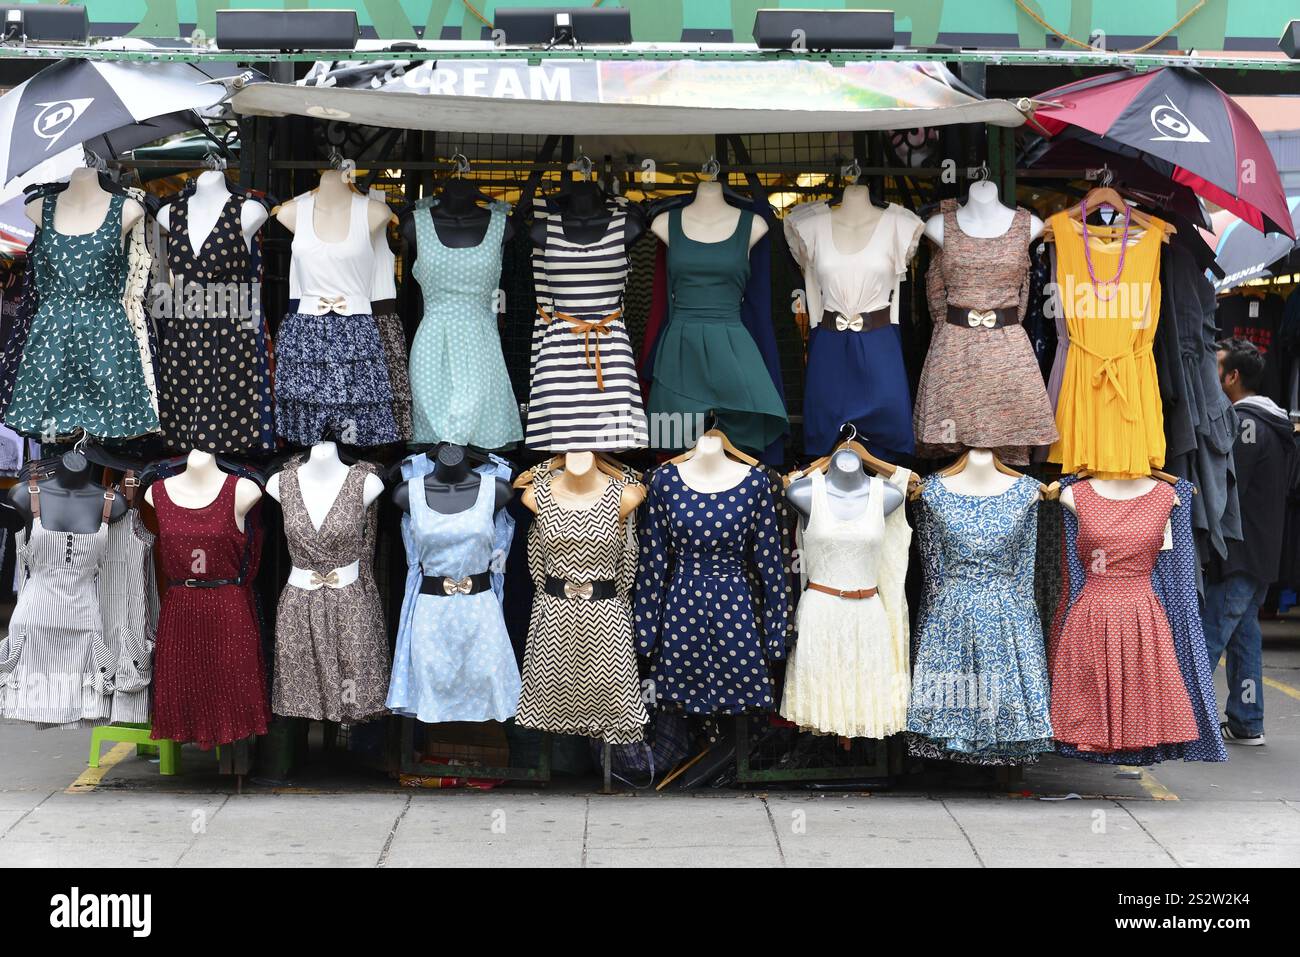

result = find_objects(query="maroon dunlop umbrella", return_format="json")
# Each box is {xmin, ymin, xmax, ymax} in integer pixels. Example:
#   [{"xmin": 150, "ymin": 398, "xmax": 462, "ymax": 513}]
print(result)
[{"xmin": 1031, "ymin": 67, "xmax": 1295, "ymax": 239}]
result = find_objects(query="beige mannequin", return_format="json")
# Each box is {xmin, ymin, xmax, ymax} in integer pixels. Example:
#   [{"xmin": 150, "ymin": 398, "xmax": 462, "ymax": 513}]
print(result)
[
  {"xmin": 267, "ymin": 441, "xmax": 382, "ymax": 527},
  {"xmin": 522, "ymin": 451, "xmax": 643, "ymax": 521},
  {"xmin": 144, "ymin": 449, "xmax": 261, "ymax": 532},
  {"xmin": 25, "ymin": 166, "xmax": 143, "ymax": 240},
  {"xmin": 675, "ymin": 433, "xmax": 753, "ymax": 494},
  {"xmin": 1060, "ymin": 477, "xmax": 1175, "ymax": 550},
  {"xmin": 157, "ymin": 169, "xmax": 267, "ymax": 255},
  {"xmin": 828, "ymin": 184, "xmax": 886, "ymax": 253},
  {"xmin": 651, "ymin": 180, "xmax": 766, "ymax": 250},
  {"xmin": 276, "ymin": 169, "xmax": 389, "ymax": 241},
  {"xmin": 924, "ymin": 179, "xmax": 1043, "ymax": 246},
  {"xmin": 939, "ymin": 448, "xmax": 1018, "ymax": 497}
]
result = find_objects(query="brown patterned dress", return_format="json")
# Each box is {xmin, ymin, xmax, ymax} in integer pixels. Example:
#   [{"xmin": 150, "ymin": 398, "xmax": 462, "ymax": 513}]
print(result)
[
  {"xmin": 912, "ymin": 200, "xmax": 1058, "ymax": 464},
  {"xmin": 272, "ymin": 458, "xmax": 389, "ymax": 723}
]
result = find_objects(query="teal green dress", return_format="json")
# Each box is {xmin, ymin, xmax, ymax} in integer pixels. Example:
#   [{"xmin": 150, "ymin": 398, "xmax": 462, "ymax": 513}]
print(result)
[
  {"xmin": 648, "ymin": 208, "xmax": 787, "ymax": 455},
  {"xmin": 5, "ymin": 194, "xmax": 159, "ymax": 439}
]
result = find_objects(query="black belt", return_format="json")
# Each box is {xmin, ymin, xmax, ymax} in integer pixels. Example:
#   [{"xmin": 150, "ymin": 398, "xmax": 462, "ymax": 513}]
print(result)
[
  {"xmin": 169, "ymin": 577, "xmax": 243, "ymax": 589},
  {"xmin": 421, "ymin": 572, "xmax": 492, "ymax": 596},
  {"xmin": 543, "ymin": 575, "xmax": 617, "ymax": 601},
  {"xmin": 821, "ymin": 306, "xmax": 891, "ymax": 333},
  {"xmin": 945, "ymin": 304, "xmax": 1019, "ymax": 329}
]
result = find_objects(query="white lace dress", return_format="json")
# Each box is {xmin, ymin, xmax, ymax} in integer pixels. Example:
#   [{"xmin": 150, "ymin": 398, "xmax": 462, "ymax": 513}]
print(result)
[{"xmin": 781, "ymin": 470, "xmax": 910, "ymax": 738}]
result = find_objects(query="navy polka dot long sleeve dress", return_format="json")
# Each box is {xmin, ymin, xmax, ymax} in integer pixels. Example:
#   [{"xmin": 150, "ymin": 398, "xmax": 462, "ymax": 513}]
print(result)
[{"xmin": 635, "ymin": 464, "xmax": 791, "ymax": 714}]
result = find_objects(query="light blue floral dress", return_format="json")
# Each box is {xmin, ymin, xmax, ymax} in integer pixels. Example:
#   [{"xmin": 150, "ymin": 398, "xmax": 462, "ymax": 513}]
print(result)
[
  {"xmin": 906, "ymin": 475, "xmax": 1054, "ymax": 763},
  {"xmin": 386, "ymin": 464, "xmax": 520, "ymax": 723},
  {"xmin": 408, "ymin": 198, "xmax": 522, "ymax": 448}
]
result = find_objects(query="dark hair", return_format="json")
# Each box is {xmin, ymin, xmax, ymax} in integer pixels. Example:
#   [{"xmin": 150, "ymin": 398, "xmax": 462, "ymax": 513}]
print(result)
[{"xmin": 1217, "ymin": 337, "xmax": 1266, "ymax": 393}]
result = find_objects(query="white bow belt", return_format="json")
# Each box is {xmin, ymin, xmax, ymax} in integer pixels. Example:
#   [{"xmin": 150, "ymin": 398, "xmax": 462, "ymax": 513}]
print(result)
[
  {"xmin": 822, "ymin": 307, "xmax": 890, "ymax": 333},
  {"xmin": 299, "ymin": 294, "xmax": 372, "ymax": 316},
  {"xmin": 288, "ymin": 560, "xmax": 361, "ymax": 591},
  {"xmin": 944, "ymin": 304, "xmax": 1018, "ymax": 329}
]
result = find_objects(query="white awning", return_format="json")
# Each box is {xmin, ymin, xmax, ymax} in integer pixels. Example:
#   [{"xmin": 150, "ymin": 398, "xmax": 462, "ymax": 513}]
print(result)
[{"xmin": 232, "ymin": 58, "xmax": 1026, "ymax": 134}]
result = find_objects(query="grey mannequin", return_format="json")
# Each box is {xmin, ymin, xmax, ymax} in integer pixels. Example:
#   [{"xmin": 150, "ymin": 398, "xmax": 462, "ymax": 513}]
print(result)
[
  {"xmin": 8, "ymin": 449, "xmax": 128, "ymax": 534},
  {"xmin": 786, "ymin": 448, "xmax": 904, "ymax": 521},
  {"xmin": 392, "ymin": 444, "xmax": 511, "ymax": 515}
]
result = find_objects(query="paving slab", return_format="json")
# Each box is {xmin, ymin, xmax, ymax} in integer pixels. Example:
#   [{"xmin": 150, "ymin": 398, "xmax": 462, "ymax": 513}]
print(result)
[
  {"xmin": 584, "ymin": 793, "xmax": 773, "ymax": 849},
  {"xmin": 0, "ymin": 791, "xmax": 225, "ymax": 846},
  {"xmin": 0, "ymin": 841, "xmax": 192, "ymax": 867},
  {"xmin": 584, "ymin": 843, "xmax": 783, "ymax": 867},
  {"xmin": 782, "ymin": 835, "xmax": 980, "ymax": 867}
]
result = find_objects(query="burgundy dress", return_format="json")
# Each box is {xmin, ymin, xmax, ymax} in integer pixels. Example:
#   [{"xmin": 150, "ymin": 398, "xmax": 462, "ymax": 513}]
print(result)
[
  {"xmin": 151, "ymin": 473, "xmax": 270, "ymax": 749},
  {"xmin": 1049, "ymin": 481, "xmax": 1198, "ymax": 752}
]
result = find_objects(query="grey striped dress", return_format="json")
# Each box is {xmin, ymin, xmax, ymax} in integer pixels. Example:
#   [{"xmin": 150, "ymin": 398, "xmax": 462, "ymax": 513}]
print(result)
[
  {"xmin": 526, "ymin": 204, "xmax": 649, "ymax": 451},
  {"xmin": 1, "ymin": 513, "xmax": 113, "ymax": 726}
]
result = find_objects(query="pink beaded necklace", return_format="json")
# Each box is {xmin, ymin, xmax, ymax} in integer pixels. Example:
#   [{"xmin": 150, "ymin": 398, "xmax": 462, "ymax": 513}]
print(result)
[{"xmin": 1080, "ymin": 200, "xmax": 1132, "ymax": 303}]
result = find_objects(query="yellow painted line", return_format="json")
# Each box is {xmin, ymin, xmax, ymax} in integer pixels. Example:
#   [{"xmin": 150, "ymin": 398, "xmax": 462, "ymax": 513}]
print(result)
[
  {"xmin": 1263, "ymin": 675, "xmax": 1300, "ymax": 702},
  {"xmin": 66, "ymin": 742, "xmax": 134, "ymax": 793},
  {"xmin": 1120, "ymin": 765, "xmax": 1179, "ymax": 801}
]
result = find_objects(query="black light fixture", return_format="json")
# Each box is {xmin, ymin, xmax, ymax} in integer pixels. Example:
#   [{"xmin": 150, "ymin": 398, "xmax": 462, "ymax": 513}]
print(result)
[
  {"xmin": 492, "ymin": 7, "xmax": 632, "ymax": 47},
  {"xmin": 1280, "ymin": 20, "xmax": 1300, "ymax": 59},
  {"xmin": 753, "ymin": 8, "xmax": 895, "ymax": 51},
  {"xmin": 0, "ymin": 4, "xmax": 89, "ymax": 44},
  {"xmin": 215, "ymin": 9, "xmax": 359, "ymax": 51}
]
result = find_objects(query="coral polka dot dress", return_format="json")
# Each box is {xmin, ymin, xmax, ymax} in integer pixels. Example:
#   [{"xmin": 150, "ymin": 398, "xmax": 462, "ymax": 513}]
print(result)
[
  {"xmin": 150, "ymin": 473, "xmax": 270, "ymax": 749},
  {"xmin": 1049, "ymin": 480, "xmax": 1198, "ymax": 752}
]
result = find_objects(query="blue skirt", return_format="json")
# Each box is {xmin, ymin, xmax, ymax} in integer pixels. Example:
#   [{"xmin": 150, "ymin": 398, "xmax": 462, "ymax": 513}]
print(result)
[{"xmin": 803, "ymin": 322, "xmax": 914, "ymax": 458}]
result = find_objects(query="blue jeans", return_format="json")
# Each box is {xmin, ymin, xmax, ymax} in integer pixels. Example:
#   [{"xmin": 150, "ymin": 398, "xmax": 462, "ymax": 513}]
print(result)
[{"xmin": 1202, "ymin": 573, "xmax": 1267, "ymax": 736}]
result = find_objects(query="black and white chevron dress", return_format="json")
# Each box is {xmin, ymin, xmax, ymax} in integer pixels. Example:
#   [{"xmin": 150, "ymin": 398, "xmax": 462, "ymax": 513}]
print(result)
[
  {"xmin": 516, "ymin": 473, "xmax": 648, "ymax": 744},
  {"xmin": 525, "ymin": 206, "xmax": 649, "ymax": 451}
]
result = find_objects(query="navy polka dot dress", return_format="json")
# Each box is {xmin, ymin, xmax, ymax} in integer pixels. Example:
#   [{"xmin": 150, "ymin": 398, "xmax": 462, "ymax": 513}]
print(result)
[{"xmin": 635, "ymin": 464, "xmax": 791, "ymax": 714}]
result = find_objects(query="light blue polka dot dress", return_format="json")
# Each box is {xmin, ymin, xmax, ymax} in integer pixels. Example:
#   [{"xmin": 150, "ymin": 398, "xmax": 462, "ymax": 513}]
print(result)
[
  {"xmin": 408, "ymin": 198, "xmax": 523, "ymax": 449},
  {"xmin": 385, "ymin": 470, "xmax": 521, "ymax": 723}
]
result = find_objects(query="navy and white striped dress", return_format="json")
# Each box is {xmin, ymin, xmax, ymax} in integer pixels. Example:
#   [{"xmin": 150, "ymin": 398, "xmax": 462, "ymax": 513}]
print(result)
[{"xmin": 526, "ymin": 205, "xmax": 649, "ymax": 451}]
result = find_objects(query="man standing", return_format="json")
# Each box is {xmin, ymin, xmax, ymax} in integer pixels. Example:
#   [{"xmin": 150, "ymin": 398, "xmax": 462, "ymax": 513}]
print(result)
[{"xmin": 1206, "ymin": 338, "xmax": 1296, "ymax": 746}]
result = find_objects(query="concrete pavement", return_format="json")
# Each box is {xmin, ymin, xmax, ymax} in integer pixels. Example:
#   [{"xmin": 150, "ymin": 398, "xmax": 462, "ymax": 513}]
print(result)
[{"xmin": 0, "ymin": 629, "xmax": 1296, "ymax": 867}]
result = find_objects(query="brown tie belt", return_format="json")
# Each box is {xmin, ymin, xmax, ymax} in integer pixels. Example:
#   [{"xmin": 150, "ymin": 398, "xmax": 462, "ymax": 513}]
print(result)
[
  {"xmin": 806, "ymin": 582, "xmax": 878, "ymax": 600},
  {"xmin": 543, "ymin": 308, "xmax": 623, "ymax": 391}
]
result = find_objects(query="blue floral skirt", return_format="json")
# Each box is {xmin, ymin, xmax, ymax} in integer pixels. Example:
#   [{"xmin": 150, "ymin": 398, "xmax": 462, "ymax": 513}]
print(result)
[{"xmin": 274, "ymin": 311, "xmax": 398, "ymax": 447}]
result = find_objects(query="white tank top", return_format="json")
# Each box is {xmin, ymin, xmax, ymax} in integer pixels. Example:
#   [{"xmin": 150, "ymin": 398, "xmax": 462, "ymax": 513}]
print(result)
[{"xmin": 291, "ymin": 191, "xmax": 375, "ymax": 315}]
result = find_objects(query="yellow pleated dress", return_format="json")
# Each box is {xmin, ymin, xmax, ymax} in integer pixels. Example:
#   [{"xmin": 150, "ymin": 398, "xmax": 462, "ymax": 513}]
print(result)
[{"xmin": 1047, "ymin": 211, "xmax": 1169, "ymax": 478}]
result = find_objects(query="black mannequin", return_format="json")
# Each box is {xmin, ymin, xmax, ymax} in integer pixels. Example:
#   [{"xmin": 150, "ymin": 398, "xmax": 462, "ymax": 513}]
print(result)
[
  {"xmin": 529, "ymin": 181, "xmax": 646, "ymax": 248},
  {"xmin": 400, "ymin": 179, "xmax": 516, "ymax": 259},
  {"xmin": 392, "ymin": 444, "xmax": 511, "ymax": 516},
  {"xmin": 8, "ymin": 450, "xmax": 128, "ymax": 534}
]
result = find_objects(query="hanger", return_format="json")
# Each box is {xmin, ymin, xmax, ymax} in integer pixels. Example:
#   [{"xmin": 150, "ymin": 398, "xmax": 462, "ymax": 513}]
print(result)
[
  {"xmin": 1044, "ymin": 166, "xmax": 1173, "ymax": 243},
  {"xmin": 386, "ymin": 443, "xmax": 500, "ymax": 485},
  {"xmin": 664, "ymin": 412, "xmax": 758, "ymax": 468},
  {"xmin": 830, "ymin": 157, "xmax": 889, "ymax": 210},
  {"xmin": 785, "ymin": 424, "xmax": 914, "ymax": 489},
  {"xmin": 1074, "ymin": 467, "xmax": 1196, "ymax": 495},
  {"xmin": 511, "ymin": 450, "xmax": 630, "ymax": 488},
  {"xmin": 909, "ymin": 449, "xmax": 1057, "ymax": 501}
]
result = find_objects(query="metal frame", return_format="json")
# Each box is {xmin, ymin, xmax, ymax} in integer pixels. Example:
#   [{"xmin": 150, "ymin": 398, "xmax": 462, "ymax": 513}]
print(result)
[
  {"xmin": 398, "ymin": 719, "xmax": 552, "ymax": 784},
  {"xmin": 734, "ymin": 717, "xmax": 896, "ymax": 785}
]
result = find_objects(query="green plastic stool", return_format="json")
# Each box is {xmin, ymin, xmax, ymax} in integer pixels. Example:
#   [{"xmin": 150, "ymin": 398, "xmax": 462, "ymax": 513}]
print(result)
[{"xmin": 89, "ymin": 723, "xmax": 181, "ymax": 776}]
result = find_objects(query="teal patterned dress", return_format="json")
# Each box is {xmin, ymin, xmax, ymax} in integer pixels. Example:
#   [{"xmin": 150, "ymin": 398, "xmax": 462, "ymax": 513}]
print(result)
[{"xmin": 5, "ymin": 194, "xmax": 159, "ymax": 438}]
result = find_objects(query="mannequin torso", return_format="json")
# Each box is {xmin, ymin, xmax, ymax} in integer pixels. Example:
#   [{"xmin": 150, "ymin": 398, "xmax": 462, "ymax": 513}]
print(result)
[
  {"xmin": 7, "ymin": 451, "xmax": 127, "ymax": 533},
  {"xmin": 400, "ymin": 179, "xmax": 515, "ymax": 258},
  {"xmin": 158, "ymin": 170, "xmax": 267, "ymax": 254},
  {"xmin": 521, "ymin": 450, "xmax": 643, "ymax": 520},
  {"xmin": 924, "ymin": 180, "xmax": 1043, "ymax": 247},
  {"xmin": 277, "ymin": 170, "xmax": 389, "ymax": 242},
  {"xmin": 828, "ymin": 185, "xmax": 887, "ymax": 254},
  {"xmin": 939, "ymin": 448, "xmax": 1019, "ymax": 497},
  {"xmin": 26, "ymin": 167, "xmax": 143, "ymax": 242},
  {"xmin": 145, "ymin": 450, "xmax": 261, "ymax": 532},
  {"xmin": 651, "ymin": 181, "xmax": 767, "ymax": 250},
  {"xmin": 529, "ymin": 182, "xmax": 644, "ymax": 249},
  {"xmin": 787, "ymin": 448, "xmax": 903, "ymax": 520},
  {"xmin": 392, "ymin": 444, "xmax": 511, "ymax": 516},
  {"xmin": 675, "ymin": 434, "xmax": 754, "ymax": 494},
  {"xmin": 268, "ymin": 442, "xmax": 382, "ymax": 526}
]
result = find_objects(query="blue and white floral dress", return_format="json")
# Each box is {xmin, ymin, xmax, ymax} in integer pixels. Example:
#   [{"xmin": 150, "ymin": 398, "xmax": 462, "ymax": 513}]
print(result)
[{"xmin": 907, "ymin": 474, "xmax": 1054, "ymax": 763}]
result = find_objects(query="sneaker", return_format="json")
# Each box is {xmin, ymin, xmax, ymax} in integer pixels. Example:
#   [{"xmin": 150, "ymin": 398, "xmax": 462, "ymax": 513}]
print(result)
[{"xmin": 1221, "ymin": 722, "xmax": 1266, "ymax": 746}]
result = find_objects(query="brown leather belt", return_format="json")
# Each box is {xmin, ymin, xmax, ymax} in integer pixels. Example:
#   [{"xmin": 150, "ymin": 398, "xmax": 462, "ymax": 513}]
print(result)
[
  {"xmin": 945, "ymin": 304, "xmax": 1019, "ymax": 329},
  {"xmin": 821, "ymin": 307, "xmax": 891, "ymax": 333},
  {"xmin": 807, "ymin": 582, "xmax": 878, "ymax": 600}
]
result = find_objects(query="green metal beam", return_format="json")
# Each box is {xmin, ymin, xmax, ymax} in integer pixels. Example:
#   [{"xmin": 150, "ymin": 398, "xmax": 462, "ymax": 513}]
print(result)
[{"xmin": 1, "ymin": 44, "xmax": 1298, "ymax": 71}]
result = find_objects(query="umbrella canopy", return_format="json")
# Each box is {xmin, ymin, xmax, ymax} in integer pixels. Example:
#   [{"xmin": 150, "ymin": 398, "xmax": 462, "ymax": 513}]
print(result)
[
  {"xmin": 0, "ymin": 59, "xmax": 253, "ymax": 184},
  {"xmin": 1032, "ymin": 67, "xmax": 1295, "ymax": 240},
  {"xmin": 1203, "ymin": 198, "xmax": 1300, "ymax": 292}
]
